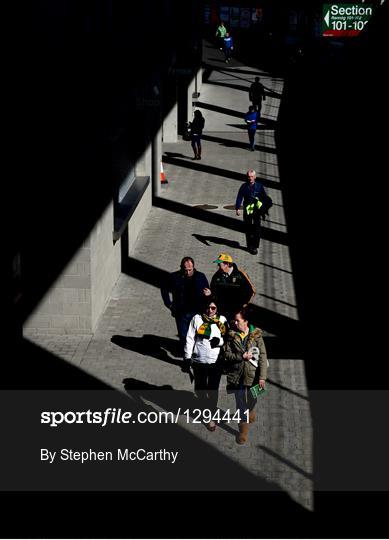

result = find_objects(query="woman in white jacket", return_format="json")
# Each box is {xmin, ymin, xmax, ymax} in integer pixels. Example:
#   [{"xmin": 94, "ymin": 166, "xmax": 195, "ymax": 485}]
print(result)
[{"xmin": 184, "ymin": 296, "xmax": 227, "ymax": 431}]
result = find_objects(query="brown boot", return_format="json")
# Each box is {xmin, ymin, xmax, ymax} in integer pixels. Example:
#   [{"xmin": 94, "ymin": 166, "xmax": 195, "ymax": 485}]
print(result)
[
  {"xmin": 236, "ymin": 422, "xmax": 249, "ymax": 445},
  {"xmin": 248, "ymin": 409, "xmax": 256, "ymax": 423}
]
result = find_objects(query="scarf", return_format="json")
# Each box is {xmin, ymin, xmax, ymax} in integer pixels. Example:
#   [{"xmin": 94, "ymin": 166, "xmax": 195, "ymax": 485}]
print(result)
[
  {"xmin": 197, "ymin": 314, "xmax": 226, "ymax": 338},
  {"xmin": 237, "ymin": 324, "xmax": 256, "ymax": 343}
]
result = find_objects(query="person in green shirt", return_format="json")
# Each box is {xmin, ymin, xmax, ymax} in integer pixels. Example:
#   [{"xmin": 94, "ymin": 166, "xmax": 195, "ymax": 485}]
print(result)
[{"xmin": 215, "ymin": 21, "xmax": 227, "ymax": 50}]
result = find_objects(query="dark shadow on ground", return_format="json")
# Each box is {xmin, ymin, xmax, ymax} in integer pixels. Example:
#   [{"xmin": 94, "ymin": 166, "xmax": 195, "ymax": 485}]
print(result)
[
  {"xmin": 227, "ymin": 117, "xmax": 278, "ymax": 129},
  {"xmin": 203, "ymin": 66, "xmax": 269, "ymax": 78},
  {"xmin": 111, "ymin": 334, "xmax": 182, "ymax": 367},
  {"xmin": 248, "ymin": 303, "xmax": 301, "ymax": 341},
  {"xmin": 123, "ymin": 377, "xmax": 197, "ymax": 412},
  {"xmin": 203, "ymin": 77, "xmax": 284, "ymax": 102},
  {"xmin": 225, "ymin": 123, "xmax": 246, "ymax": 130},
  {"xmin": 258, "ymin": 292, "xmax": 296, "ymax": 308},
  {"xmin": 201, "ymin": 133, "xmax": 278, "ymax": 154},
  {"xmin": 258, "ymin": 445, "xmax": 313, "ymax": 480},
  {"xmin": 267, "ymin": 377, "xmax": 308, "ymax": 401},
  {"xmin": 202, "ymin": 64, "xmax": 283, "ymax": 98},
  {"xmin": 2, "ymin": 338, "xmax": 111, "ymax": 390},
  {"xmin": 153, "ymin": 197, "xmax": 289, "ymax": 246},
  {"xmin": 259, "ymin": 261, "xmax": 292, "ymax": 274},
  {"xmin": 196, "ymin": 101, "xmax": 244, "ymax": 119},
  {"xmin": 121, "ymin": 255, "xmax": 169, "ymax": 289},
  {"xmin": 205, "ymin": 80, "xmax": 251, "ymax": 93},
  {"xmin": 192, "ymin": 233, "xmax": 244, "ymax": 251},
  {"xmin": 162, "ymin": 155, "xmax": 280, "ymax": 190},
  {"xmin": 164, "ymin": 151, "xmax": 191, "ymax": 159}
]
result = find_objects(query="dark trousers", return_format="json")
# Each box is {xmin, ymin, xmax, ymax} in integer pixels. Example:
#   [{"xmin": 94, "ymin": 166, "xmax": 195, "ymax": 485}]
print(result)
[
  {"xmin": 234, "ymin": 381, "xmax": 257, "ymax": 419},
  {"xmin": 191, "ymin": 134, "xmax": 201, "ymax": 156},
  {"xmin": 192, "ymin": 363, "xmax": 222, "ymax": 415},
  {"xmin": 175, "ymin": 312, "xmax": 195, "ymax": 355},
  {"xmin": 248, "ymin": 128, "xmax": 256, "ymax": 150},
  {"xmin": 224, "ymin": 48, "xmax": 232, "ymax": 61},
  {"xmin": 243, "ymin": 211, "xmax": 261, "ymax": 249},
  {"xmin": 252, "ymin": 98, "xmax": 262, "ymax": 114}
]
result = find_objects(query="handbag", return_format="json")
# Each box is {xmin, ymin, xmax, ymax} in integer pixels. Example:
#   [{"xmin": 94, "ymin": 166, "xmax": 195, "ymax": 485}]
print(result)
[{"xmin": 183, "ymin": 123, "xmax": 192, "ymax": 141}]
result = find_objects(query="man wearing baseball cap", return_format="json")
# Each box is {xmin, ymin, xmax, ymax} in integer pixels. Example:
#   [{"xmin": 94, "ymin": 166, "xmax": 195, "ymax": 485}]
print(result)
[{"xmin": 209, "ymin": 253, "xmax": 255, "ymax": 321}]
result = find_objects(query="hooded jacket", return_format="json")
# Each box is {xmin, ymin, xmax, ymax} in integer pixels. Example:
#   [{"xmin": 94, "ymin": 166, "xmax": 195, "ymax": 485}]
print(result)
[{"xmin": 223, "ymin": 325, "xmax": 268, "ymax": 387}]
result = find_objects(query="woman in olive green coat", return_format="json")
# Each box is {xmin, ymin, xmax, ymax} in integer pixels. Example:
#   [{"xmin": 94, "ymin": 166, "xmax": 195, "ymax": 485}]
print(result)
[{"xmin": 223, "ymin": 307, "xmax": 268, "ymax": 444}]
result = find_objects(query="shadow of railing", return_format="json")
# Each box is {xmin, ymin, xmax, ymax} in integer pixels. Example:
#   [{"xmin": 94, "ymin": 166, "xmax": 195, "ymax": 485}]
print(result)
[
  {"xmin": 201, "ymin": 133, "xmax": 278, "ymax": 154},
  {"xmin": 162, "ymin": 155, "xmax": 281, "ymax": 190},
  {"xmin": 196, "ymin": 100, "xmax": 244, "ymax": 119},
  {"xmin": 153, "ymin": 197, "xmax": 289, "ymax": 246}
]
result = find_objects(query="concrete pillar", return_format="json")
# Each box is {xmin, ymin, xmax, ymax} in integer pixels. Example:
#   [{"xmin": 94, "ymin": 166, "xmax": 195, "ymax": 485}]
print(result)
[
  {"xmin": 152, "ymin": 124, "xmax": 162, "ymax": 197},
  {"xmin": 163, "ymin": 100, "xmax": 178, "ymax": 143},
  {"xmin": 187, "ymin": 66, "xmax": 204, "ymax": 124}
]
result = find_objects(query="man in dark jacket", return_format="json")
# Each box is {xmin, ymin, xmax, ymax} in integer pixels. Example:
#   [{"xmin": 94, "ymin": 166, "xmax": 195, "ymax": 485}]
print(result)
[
  {"xmin": 249, "ymin": 76, "xmax": 266, "ymax": 114},
  {"xmin": 209, "ymin": 253, "xmax": 255, "ymax": 322},
  {"xmin": 161, "ymin": 257, "xmax": 209, "ymax": 355},
  {"xmin": 236, "ymin": 169, "xmax": 271, "ymax": 255}
]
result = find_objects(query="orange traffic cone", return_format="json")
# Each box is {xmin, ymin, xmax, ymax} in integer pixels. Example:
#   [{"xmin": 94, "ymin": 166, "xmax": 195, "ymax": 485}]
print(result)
[{"xmin": 160, "ymin": 162, "xmax": 168, "ymax": 184}]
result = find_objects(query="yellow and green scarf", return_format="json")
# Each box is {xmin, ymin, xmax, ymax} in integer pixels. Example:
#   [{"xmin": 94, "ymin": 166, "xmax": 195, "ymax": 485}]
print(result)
[
  {"xmin": 197, "ymin": 314, "xmax": 226, "ymax": 338},
  {"xmin": 237, "ymin": 324, "xmax": 256, "ymax": 341}
]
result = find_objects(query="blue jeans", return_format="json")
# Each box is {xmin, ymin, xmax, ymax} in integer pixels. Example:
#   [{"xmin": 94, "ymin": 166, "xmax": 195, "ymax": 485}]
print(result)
[
  {"xmin": 234, "ymin": 379, "xmax": 257, "ymax": 420},
  {"xmin": 191, "ymin": 134, "xmax": 201, "ymax": 156},
  {"xmin": 248, "ymin": 128, "xmax": 256, "ymax": 150}
]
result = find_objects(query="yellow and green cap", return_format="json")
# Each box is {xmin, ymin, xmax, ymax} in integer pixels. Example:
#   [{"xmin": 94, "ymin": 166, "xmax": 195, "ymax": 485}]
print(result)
[{"xmin": 213, "ymin": 252, "xmax": 233, "ymax": 264}]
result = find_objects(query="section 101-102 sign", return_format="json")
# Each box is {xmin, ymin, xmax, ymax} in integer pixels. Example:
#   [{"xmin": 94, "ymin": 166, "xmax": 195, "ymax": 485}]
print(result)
[{"xmin": 322, "ymin": 4, "xmax": 373, "ymax": 37}]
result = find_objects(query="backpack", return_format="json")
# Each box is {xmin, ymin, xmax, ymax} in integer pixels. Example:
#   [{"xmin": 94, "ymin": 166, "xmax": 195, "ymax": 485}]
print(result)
[
  {"xmin": 258, "ymin": 192, "xmax": 273, "ymax": 216},
  {"xmin": 249, "ymin": 183, "xmax": 273, "ymax": 217},
  {"xmin": 183, "ymin": 122, "xmax": 192, "ymax": 141}
]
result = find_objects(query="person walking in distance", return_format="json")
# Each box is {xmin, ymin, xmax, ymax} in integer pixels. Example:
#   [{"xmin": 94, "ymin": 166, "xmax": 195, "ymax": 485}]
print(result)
[
  {"xmin": 189, "ymin": 110, "xmax": 205, "ymax": 160},
  {"xmin": 223, "ymin": 33, "xmax": 234, "ymax": 63},
  {"xmin": 249, "ymin": 76, "xmax": 266, "ymax": 115},
  {"xmin": 244, "ymin": 105, "xmax": 258, "ymax": 151},
  {"xmin": 215, "ymin": 21, "xmax": 227, "ymax": 50},
  {"xmin": 161, "ymin": 257, "xmax": 209, "ymax": 358},
  {"xmin": 206, "ymin": 253, "xmax": 255, "ymax": 322},
  {"xmin": 223, "ymin": 307, "xmax": 268, "ymax": 444},
  {"xmin": 236, "ymin": 169, "xmax": 271, "ymax": 255}
]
